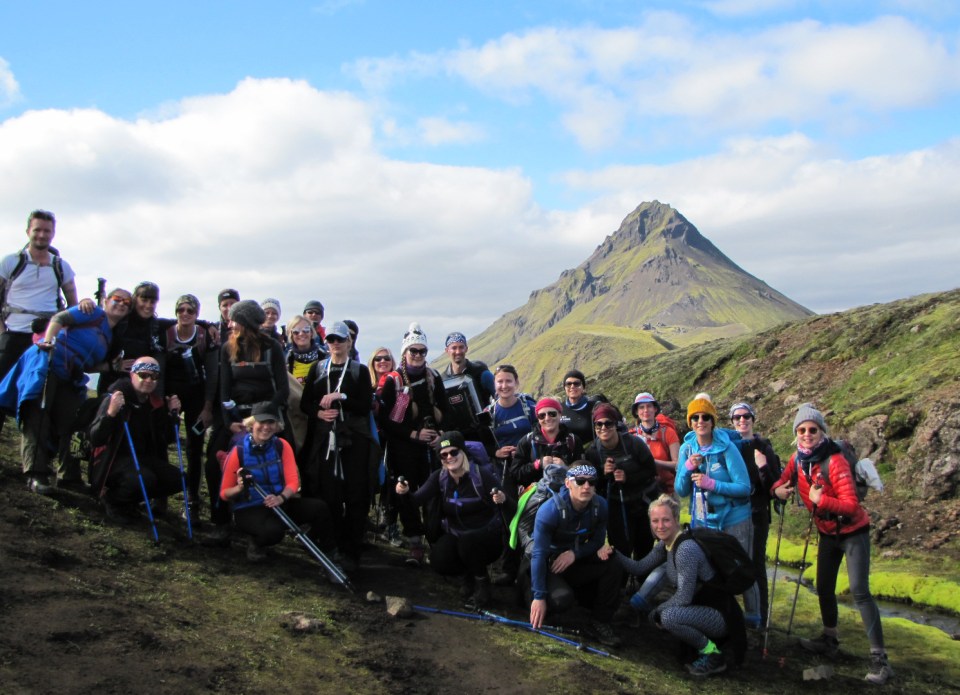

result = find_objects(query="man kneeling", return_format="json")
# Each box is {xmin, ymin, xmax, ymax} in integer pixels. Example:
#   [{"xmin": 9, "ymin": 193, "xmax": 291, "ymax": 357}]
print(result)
[
  {"xmin": 527, "ymin": 464, "xmax": 622, "ymax": 646},
  {"xmin": 89, "ymin": 357, "xmax": 183, "ymax": 523}
]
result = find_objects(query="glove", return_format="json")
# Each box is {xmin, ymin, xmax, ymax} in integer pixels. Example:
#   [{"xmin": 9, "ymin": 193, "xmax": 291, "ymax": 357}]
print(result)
[
  {"xmin": 237, "ymin": 468, "xmax": 255, "ymax": 489},
  {"xmin": 698, "ymin": 475, "xmax": 717, "ymax": 492}
]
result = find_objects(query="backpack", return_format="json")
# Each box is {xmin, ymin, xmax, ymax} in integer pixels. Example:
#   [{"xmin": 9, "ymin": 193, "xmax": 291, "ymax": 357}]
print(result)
[
  {"xmin": 674, "ymin": 526, "xmax": 755, "ymax": 595},
  {"xmin": 1, "ymin": 246, "xmax": 67, "ymax": 319}
]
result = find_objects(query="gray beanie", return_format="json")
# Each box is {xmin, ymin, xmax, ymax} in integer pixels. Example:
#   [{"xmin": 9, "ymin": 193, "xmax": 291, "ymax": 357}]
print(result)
[
  {"xmin": 793, "ymin": 403, "xmax": 828, "ymax": 433},
  {"xmin": 229, "ymin": 299, "xmax": 266, "ymax": 331}
]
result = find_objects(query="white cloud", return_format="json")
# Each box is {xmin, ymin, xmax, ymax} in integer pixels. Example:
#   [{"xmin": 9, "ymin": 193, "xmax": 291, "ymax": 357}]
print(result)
[
  {"xmin": 0, "ymin": 58, "xmax": 21, "ymax": 108},
  {"xmin": 561, "ymin": 133, "xmax": 960, "ymax": 311},
  {"xmin": 349, "ymin": 14, "xmax": 960, "ymax": 149},
  {"xmin": 416, "ymin": 117, "xmax": 486, "ymax": 146},
  {"xmin": 0, "ymin": 78, "xmax": 587, "ymax": 355}
]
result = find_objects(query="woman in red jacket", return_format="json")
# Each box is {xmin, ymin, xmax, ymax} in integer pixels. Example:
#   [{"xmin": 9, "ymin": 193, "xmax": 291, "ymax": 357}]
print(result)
[{"xmin": 771, "ymin": 404, "xmax": 891, "ymax": 686}]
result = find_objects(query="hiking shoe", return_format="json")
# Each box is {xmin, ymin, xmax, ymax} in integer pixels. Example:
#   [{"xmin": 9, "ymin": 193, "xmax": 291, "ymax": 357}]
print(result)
[
  {"xmin": 181, "ymin": 500, "xmax": 201, "ymax": 524},
  {"xmin": 799, "ymin": 633, "xmax": 840, "ymax": 657},
  {"xmin": 464, "ymin": 576, "xmax": 491, "ymax": 611},
  {"xmin": 58, "ymin": 478, "xmax": 91, "ymax": 495},
  {"xmin": 404, "ymin": 545, "xmax": 425, "ymax": 568},
  {"xmin": 584, "ymin": 620, "xmax": 621, "ymax": 648},
  {"xmin": 460, "ymin": 574, "xmax": 476, "ymax": 600},
  {"xmin": 865, "ymin": 653, "xmax": 893, "ymax": 685},
  {"xmin": 27, "ymin": 477, "xmax": 53, "ymax": 496},
  {"xmin": 687, "ymin": 652, "xmax": 727, "ymax": 677},
  {"xmin": 202, "ymin": 523, "xmax": 232, "ymax": 547},
  {"xmin": 246, "ymin": 543, "xmax": 268, "ymax": 563},
  {"xmin": 384, "ymin": 523, "xmax": 404, "ymax": 547}
]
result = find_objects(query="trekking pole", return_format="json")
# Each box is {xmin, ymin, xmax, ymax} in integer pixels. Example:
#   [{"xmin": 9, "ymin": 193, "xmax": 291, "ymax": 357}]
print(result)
[
  {"xmin": 122, "ymin": 420, "xmax": 160, "ymax": 543},
  {"xmin": 491, "ymin": 487, "xmax": 511, "ymax": 545},
  {"xmin": 479, "ymin": 610, "xmax": 581, "ymax": 636},
  {"xmin": 617, "ymin": 482, "xmax": 629, "ymax": 547},
  {"xmin": 248, "ymin": 479, "xmax": 354, "ymax": 593},
  {"xmin": 763, "ymin": 499, "xmax": 787, "ymax": 658},
  {"xmin": 172, "ymin": 413, "xmax": 193, "ymax": 540},
  {"xmin": 786, "ymin": 506, "xmax": 816, "ymax": 636},
  {"xmin": 412, "ymin": 605, "xmax": 617, "ymax": 658}
]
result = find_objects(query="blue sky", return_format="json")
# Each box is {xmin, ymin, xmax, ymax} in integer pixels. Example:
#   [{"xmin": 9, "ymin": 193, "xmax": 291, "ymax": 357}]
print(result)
[{"xmin": 2, "ymin": 1, "xmax": 959, "ymax": 357}]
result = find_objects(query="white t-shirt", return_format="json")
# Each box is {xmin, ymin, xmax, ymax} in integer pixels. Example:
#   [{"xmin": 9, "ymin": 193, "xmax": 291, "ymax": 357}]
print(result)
[{"xmin": 0, "ymin": 252, "xmax": 76, "ymax": 333}]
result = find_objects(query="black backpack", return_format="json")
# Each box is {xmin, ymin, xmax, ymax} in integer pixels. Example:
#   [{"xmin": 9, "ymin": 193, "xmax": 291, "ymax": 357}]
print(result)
[{"xmin": 674, "ymin": 526, "xmax": 755, "ymax": 595}]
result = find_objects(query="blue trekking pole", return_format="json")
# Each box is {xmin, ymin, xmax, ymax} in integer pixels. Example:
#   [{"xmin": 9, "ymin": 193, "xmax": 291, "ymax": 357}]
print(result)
[
  {"xmin": 172, "ymin": 414, "xmax": 193, "ymax": 540},
  {"xmin": 122, "ymin": 420, "xmax": 159, "ymax": 543}
]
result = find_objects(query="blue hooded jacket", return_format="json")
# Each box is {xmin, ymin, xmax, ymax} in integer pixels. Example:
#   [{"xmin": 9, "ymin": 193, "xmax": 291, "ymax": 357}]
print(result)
[{"xmin": 675, "ymin": 427, "xmax": 751, "ymax": 530}]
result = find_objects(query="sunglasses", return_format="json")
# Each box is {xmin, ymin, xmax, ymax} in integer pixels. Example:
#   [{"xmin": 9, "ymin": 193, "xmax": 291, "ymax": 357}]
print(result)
[
  {"xmin": 564, "ymin": 381, "xmax": 582, "ymax": 388},
  {"xmin": 571, "ymin": 477, "xmax": 596, "ymax": 487},
  {"xmin": 291, "ymin": 328, "xmax": 312, "ymax": 336},
  {"xmin": 176, "ymin": 306, "xmax": 196, "ymax": 315},
  {"xmin": 407, "ymin": 348, "xmax": 428, "ymax": 357},
  {"xmin": 537, "ymin": 411, "xmax": 559, "ymax": 420},
  {"xmin": 594, "ymin": 420, "xmax": 616, "ymax": 430},
  {"xmin": 135, "ymin": 372, "xmax": 160, "ymax": 382},
  {"xmin": 796, "ymin": 426, "xmax": 820, "ymax": 435},
  {"xmin": 109, "ymin": 295, "xmax": 131, "ymax": 306},
  {"xmin": 373, "ymin": 355, "xmax": 392, "ymax": 363},
  {"xmin": 325, "ymin": 335, "xmax": 347, "ymax": 344},
  {"xmin": 732, "ymin": 413, "xmax": 753, "ymax": 421},
  {"xmin": 439, "ymin": 448, "xmax": 461, "ymax": 460},
  {"xmin": 304, "ymin": 309, "xmax": 322, "ymax": 316},
  {"xmin": 690, "ymin": 414, "xmax": 714, "ymax": 423}
]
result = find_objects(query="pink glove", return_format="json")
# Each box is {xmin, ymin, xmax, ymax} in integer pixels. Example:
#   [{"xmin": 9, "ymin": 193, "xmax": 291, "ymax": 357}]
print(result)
[
  {"xmin": 698, "ymin": 476, "xmax": 717, "ymax": 492},
  {"xmin": 685, "ymin": 454, "xmax": 702, "ymax": 472}
]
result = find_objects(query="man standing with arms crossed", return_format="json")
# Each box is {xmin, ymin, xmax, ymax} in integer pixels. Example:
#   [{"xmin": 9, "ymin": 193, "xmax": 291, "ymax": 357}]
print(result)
[{"xmin": 0, "ymin": 210, "xmax": 80, "ymax": 436}]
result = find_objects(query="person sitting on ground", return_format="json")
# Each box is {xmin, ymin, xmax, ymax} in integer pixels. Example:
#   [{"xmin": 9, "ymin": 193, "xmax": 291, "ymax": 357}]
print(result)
[
  {"xmin": 604, "ymin": 494, "xmax": 745, "ymax": 677},
  {"xmin": 630, "ymin": 392, "xmax": 680, "ymax": 495},
  {"xmin": 726, "ymin": 401, "xmax": 782, "ymax": 630},
  {"xmin": 674, "ymin": 393, "xmax": 759, "ymax": 629},
  {"xmin": 0, "ymin": 288, "xmax": 121, "ymax": 494},
  {"xmin": 396, "ymin": 431, "xmax": 512, "ymax": 610},
  {"xmin": 527, "ymin": 464, "xmax": 622, "ymax": 647},
  {"xmin": 771, "ymin": 403, "xmax": 892, "ymax": 685},
  {"xmin": 219, "ymin": 402, "xmax": 336, "ymax": 567},
  {"xmin": 88, "ymin": 357, "xmax": 184, "ymax": 524},
  {"xmin": 559, "ymin": 369, "xmax": 607, "ymax": 444},
  {"xmin": 584, "ymin": 403, "xmax": 657, "ymax": 560}
]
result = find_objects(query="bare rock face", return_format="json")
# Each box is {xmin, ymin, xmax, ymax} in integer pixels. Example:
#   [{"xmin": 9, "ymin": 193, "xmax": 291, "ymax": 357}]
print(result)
[
  {"xmin": 906, "ymin": 399, "xmax": 960, "ymax": 499},
  {"xmin": 847, "ymin": 415, "xmax": 889, "ymax": 462}
]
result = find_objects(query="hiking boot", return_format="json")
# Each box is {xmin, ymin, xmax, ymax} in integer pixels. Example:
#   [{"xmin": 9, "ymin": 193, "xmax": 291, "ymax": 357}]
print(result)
[
  {"xmin": 181, "ymin": 499, "xmax": 201, "ymax": 524},
  {"xmin": 58, "ymin": 478, "xmax": 91, "ymax": 495},
  {"xmin": 687, "ymin": 651, "xmax": 727, "ymax": 677},
  {"xmin": 460, "ymin": 574, "xmax": 476, "ymax": 600},
  {"xmin": 384, "ymin": 523, "xmax": 404, "ymax": 547},
  {"xmin": 865, "ymin": 653, "xmax": 893, "ymax": 685},
  {"xmin": 584, "ymin": 620, "xmax": 621, "ymax": 648},
  {"xmin": 405, "ymin": 545, "xmax": 425, "ymax": 568},
  {"xmin": 202, "ymin": 523, "xmax": 232, "ymax": 547},
  {"xmin": 246, "ymin": 543, "xmax": 268, "ymax": 563},
  {"xmin": 27, "ymin": 477, "xmax": 53, "ymax": 496},
  {"xmin": 150, "ymin": 496, "xmax": 169, "ymax": 517},
  {"xmin": 464, "ymin": 576, "xmax": 491, "ymax": 611},
  {"xmin": 799, "ymin": 633, "xmax": 840, "ymax": 658}
]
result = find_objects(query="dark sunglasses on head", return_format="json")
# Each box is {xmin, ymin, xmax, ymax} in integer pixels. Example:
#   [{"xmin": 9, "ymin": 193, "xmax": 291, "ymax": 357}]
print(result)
[
  {"xmin": 593, "ymin": 420, "xmax": 616, "ymax": 430},
  {"xmin": 136, "ymin": 372, "xmax": 160, "ymax": 382},
  {"xmin": 176, "ymin": 306, "xmax": 196, "ymax": 315},
  {"xmin": 797, "ymin": 426, "xmax": 819, "ymax": 435},
  {"xmin": 572, "ymin": 477, "xmax": 596, "ymax": 487},
  {"xmin": 439, "ymin": 448, "xmax": 461, "ymax": 460},
  {"xmin": 325, "ymin": 335, "xmax": 347, "ymax": 344},
  {"xmin": 690, "ymin": 414, "xmax": 714, "ymax": 423},
  {"xmin": 109, "ymin": 295, "xmax": 131, "ymax": 306},
  {"xmin": 407, "ymin": 347, "xmax": 428, "ymax": 357},
  {"xmin": 373, "ymin": 355, "xmax": 392, "ymax": 363},
  {"xmin": 732, "ymin": 413, "xmax": 753, "ymax": 421}
]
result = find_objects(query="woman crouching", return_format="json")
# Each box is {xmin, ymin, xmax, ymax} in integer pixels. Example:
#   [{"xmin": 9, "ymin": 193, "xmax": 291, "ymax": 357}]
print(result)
[
  {"xmin": 396, "ymin": 431, "xmax": 514, "ymax": 610},
  {"xmin": 220, "ymin": 402, "xmax": 336, "ymax": 569},
  {"xmin": 602, "ymin": 494, "xmax": 745, "ymax": 677}
]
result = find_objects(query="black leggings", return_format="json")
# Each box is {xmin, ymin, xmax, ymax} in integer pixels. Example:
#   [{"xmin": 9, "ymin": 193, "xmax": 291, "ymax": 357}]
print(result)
[{"xmin": 429, "ymin": 526, "xmax": 503, "ymax": 577}]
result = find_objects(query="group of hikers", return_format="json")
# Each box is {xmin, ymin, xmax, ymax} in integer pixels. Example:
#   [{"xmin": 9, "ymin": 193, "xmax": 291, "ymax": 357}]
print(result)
[{"xmin": 0, "ymin": 209, "xmax": 892, "ymax": 684}]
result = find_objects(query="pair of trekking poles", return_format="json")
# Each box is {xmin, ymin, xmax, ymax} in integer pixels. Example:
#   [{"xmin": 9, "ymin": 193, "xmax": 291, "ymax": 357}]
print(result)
[{"xmin": 763, "ymin": 491, "xmax": 816, "ymax": 658}]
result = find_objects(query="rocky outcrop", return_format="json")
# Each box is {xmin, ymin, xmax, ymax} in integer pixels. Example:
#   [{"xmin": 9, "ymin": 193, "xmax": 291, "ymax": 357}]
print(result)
[{"xmin": 908, "ymin": 400, "xmax": 960, "ymax": 500}]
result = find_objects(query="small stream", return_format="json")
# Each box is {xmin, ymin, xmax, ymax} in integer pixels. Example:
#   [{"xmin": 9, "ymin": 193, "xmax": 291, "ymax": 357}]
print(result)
[{"xmin": 776, "ymin": 569, "xmax": 960, "ymax": 636}]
